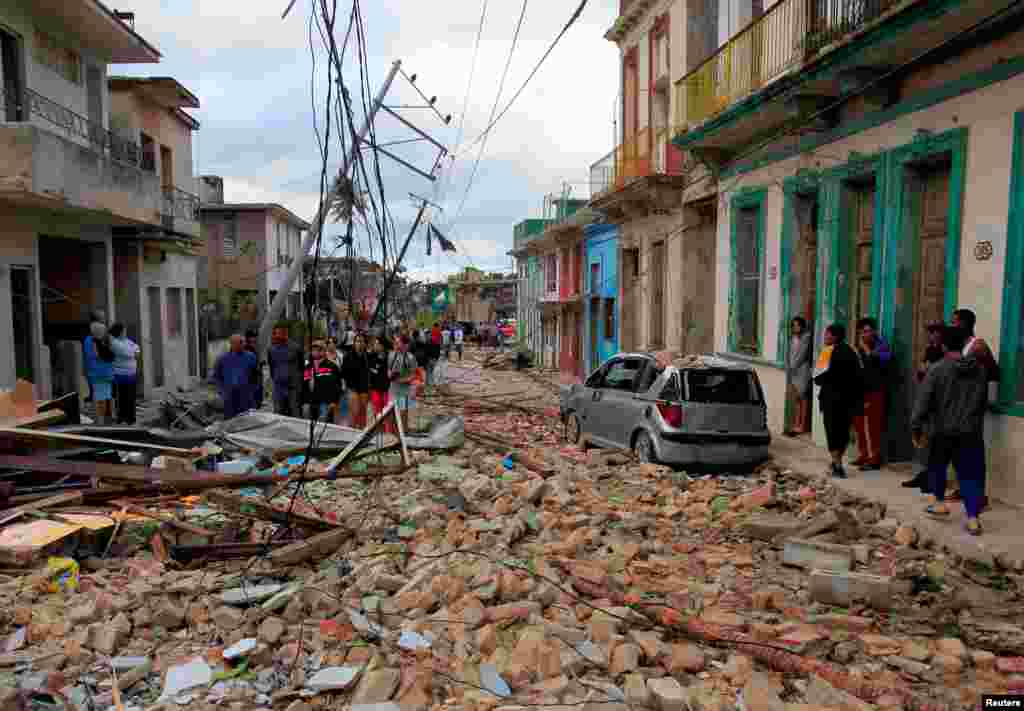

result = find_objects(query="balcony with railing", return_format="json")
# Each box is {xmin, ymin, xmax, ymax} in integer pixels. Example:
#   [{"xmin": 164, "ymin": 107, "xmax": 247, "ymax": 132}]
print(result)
[
  {"xmin": 0, "ymin": 84, "xmax": 163, "ymax": 226},
  {"xmin": 671, "ymin": 0, "xmax": 945, "ymax": 155},
  {"xmin": 161, "ymin": 186, "xmax": 202, "ymax": 238},
  {"xmin": 591, "ymin": 127, "xmax": 688, "ymax": 216}
]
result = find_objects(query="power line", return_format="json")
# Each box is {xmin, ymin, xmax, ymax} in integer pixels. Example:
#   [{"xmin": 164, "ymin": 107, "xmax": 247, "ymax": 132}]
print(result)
[{"xmin": 456, "ymin": 0, "xmax": 587, "ymax": 155}]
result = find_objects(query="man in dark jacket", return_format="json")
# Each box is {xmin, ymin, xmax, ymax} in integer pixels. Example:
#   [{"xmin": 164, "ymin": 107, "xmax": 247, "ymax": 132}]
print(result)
[
  {"xmin": 814, "ymin": 323, "xmax": 864, "ymax": 479},
  {"xmin": 244, "ymin": 329, "xmax": 264, "ymax": 410},
  {"xmin": 267, "ymin": 323, "xmax": 304, "ymax": 417},
  {"xmin": 911, "ymin": 326, "xmax": 988, "ymax": 535},
  {"xmin": 302, "ymin": 340, "xmax": 343, "ymax": 421}
]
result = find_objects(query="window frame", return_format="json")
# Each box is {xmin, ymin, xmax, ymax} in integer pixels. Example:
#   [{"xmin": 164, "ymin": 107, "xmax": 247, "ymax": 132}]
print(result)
[
  {"xmin": 998, "ymin": 110, "xmax": 1024, "ymax": 414},
  {"xmin": 728, "ymin": 188, "xmax": 768, "ymax": 357},
  {"xmin": 603, "ymin": 357, "xmax": 644, "ymax": 392}
]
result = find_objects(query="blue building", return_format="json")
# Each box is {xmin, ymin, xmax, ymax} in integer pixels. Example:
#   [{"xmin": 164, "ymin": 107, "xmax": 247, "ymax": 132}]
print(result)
[{"xmin": 583, "ymin": 223, "xmax": 619, "ymax": 374}]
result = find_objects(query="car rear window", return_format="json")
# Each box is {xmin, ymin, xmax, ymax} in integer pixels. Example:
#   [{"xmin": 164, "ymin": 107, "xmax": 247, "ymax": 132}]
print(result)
[{"xmin": 685, "ymin": 370, "xmax": 761, "ymax": 404}]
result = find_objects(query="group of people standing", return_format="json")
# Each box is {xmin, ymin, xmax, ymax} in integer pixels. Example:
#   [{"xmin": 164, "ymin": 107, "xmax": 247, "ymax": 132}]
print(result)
[
  {"xmin": 211, "ymin": 321, "xmax": 433, "ymax": 431},
  {"xmin": 82, "ymin": 311, "xmax": 141, "ymax": 426},
  {"xmin": 785, "ymin": 308, "xmax": 998, "ymax": 536}
]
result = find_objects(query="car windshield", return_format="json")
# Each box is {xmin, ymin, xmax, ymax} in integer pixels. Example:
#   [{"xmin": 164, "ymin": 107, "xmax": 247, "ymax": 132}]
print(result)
[{"xmin": 685, "ymin": 369, "xmax": 760, "ymax": 404}]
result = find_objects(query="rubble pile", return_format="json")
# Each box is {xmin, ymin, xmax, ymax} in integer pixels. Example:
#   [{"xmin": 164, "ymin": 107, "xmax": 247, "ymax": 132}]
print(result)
[{"xmin": 1, "ymin": 365, "xmax": 1023, "ymax": 710}]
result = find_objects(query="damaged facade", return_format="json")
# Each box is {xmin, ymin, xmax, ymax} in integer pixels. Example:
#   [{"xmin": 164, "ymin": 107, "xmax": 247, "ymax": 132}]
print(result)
[
  {"xmin": 513, "ymin": 0, "xmax": 1024, "ymax": 507},
  {"xmin": 0, "ymin": 0, "xmax": 202, "ymax": 399}
]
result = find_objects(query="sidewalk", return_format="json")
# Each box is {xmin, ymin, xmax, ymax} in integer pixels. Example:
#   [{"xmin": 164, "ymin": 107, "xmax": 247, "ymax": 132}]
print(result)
[{"xmin": 770, "ymin": 431, "xmax": 1024, "ymax": 569}]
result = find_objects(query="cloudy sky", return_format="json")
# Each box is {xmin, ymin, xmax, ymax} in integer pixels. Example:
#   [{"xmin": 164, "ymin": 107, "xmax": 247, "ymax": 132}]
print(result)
[{"xmin": 115, "ymin": 0, "xmax": 620, "ymax": 282}]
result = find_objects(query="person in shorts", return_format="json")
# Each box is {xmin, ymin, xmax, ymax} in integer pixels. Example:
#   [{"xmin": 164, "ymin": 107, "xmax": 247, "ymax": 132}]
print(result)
[{"xmin": 389, "ymin": 334, "xmax": 418, "ymax": 431}]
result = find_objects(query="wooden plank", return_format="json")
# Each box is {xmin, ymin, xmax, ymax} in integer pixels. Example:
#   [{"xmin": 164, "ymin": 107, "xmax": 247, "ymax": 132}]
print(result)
[
  {"xmin": 110, "ymin": 500, "xmax": 217, "ymax": 538},
  {"xmin": 0, "ymin": 427, "xmax": 199, "ymax": 456},
  {"xmin": 0, "ymin": 411, "xmax": 66, "ymax": 430},
  {"xmin": 0, "ymin": 456, "xmax": 274, "ymax": 490},
  {"xmin": 169, "ymin": 542, "xmax": 286, "ymax": 563},
  {"xmin": 203, "ymin": 491, "xmax": 338, "ymax": 532},
  {"xmin": 0, "ymin": 491, "xmax": 83, "ymax": 524},
  {"xmin": 322, "ymin": 402, "xmax": 397, "ymax": 473},
  {"xmin": 269, "ymin": 527, "xmax": 350, "ymax": 567}
]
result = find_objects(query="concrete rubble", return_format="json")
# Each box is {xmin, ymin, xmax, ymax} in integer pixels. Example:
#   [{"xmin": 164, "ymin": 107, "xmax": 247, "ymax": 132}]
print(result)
[{"xmin": 1, "ymin": 351, "xmax": 1023, "ymax": 710}]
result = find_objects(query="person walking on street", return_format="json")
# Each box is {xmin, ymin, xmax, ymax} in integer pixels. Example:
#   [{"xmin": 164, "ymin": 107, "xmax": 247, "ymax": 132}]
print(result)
[
  {"xmin": 814, "ymin": 323, "xmax": 864, "ymax": 479},
  {"xmin": 302, "ymin": 340, "xmax": 343, "ymax": 422},
  {"xmin": 946, "ymin": 308, "xmax": 999, "ymax": 508},
  {"xmin": 341, "ymin": 333, "xmax": 371, "ymax": 428},
  {"xmin": 84, "ymin": 321, "xmax": 116, "ymax": 425},
  {"xmin": 784, "ymin": 316, "xmax": 813, "ymax": 437},
  {"xmin": 852, "ymin": 317, "xmax": 892, "ymax": 471},
  {"xmin": 368, "ymin": 335, "xmax": 393, "ymax": 432},
  {"xmin": 244, "ymin": 329, "xmax": 264, "ymax": 410},
  {"xmin": 903, "ymin": 322, "xmax": 946, "ymax": 490},
  {"xmin": 389, "ymin": 334, "xmax": 418, "ymax": 432},
  {"xmin": 212, "ymin": 334, "xmax": 258, "ymax": 419},
  {"xmin": 453, "ymin": 323, "xmax": 464, "ymax": 361},
  {"xmin": 108, "ymin": 323, "xmax": 140, "ymax": 425},
  {"xmin": 911, "ymin": 326, "xmax": 988, "ymax": 535},
  {"xmin": 267, "ymin": 323, "xmax": 304, "ymax": 417}
]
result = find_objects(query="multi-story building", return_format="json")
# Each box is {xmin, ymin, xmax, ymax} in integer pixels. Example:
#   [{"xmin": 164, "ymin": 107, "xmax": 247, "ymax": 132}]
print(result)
[
  {"xmin": 596, "ymin": 0, "xmax": 719, "ymax": 358},
  {"xmin": 447, "ymin": 268, "xmax": 517, "ymax": 325},
  {"xmin": 0, "ymin": 0, "xmax": 202, "ymax": 399},
  {"xmin": 511, "ymin": 196, "xmax": 588, "ymax": 368},
  {"xmin": 197, "ymin": 176, "xmax": 310, "ymax": 328},
  {"xmin": 664, "ymin": 0, "xmax": 1024, "ymax": 504}
]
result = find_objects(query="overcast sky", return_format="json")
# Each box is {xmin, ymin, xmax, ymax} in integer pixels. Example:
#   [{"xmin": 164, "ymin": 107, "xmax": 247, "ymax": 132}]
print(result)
[{"xmin": 115, "ymin": 0, "xmax": 620, "ymax": 282}]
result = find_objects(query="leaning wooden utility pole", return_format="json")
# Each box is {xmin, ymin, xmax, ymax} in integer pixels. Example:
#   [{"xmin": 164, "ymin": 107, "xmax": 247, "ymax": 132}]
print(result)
[{"xmin": 256, "ymin": 59, "xmax": 403, "ymax": 356}]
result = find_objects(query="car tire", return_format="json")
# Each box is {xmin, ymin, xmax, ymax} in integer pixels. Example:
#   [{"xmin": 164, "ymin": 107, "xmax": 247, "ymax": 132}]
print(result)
[
  {"xmin": 634, "ymin": 431, "xmax": 656, "ymax": 464},
  {"xmin": 564, "ymin": 412, "xmax": 583, "ymax": 445}
]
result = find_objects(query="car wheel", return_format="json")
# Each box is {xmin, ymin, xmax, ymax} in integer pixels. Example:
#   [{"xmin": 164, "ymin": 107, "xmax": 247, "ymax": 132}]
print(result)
[
  {"xmin": 634, "ymin": 431, "xmax": 656, "ymax": 464},
  {"xmin": 564, "ymin": 412, "xmax": 582, "ymax": 444}
]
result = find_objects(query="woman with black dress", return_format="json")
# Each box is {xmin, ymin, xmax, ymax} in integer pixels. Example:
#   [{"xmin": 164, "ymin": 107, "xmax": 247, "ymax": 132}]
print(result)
[
  {"xmin": 341, "ymin": 333, "xmax": 371, "ymax": 428},
  {"xmin": 813, "ymin": 323, "xmax": 864, "ymax": 479}
]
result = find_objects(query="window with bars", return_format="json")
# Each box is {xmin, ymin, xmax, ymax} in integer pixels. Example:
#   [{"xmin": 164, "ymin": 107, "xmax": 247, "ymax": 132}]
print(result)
[
  {"xmin": 731, "ymin": 192, "xmax": 766, "ymax": 356},
  {"xmin": 34, "ymin": 29, "xmax": 80, "ymax": 84},
  {"xmin": 545, "ymin": 254, "xmax": 557, "ymax": 294}
]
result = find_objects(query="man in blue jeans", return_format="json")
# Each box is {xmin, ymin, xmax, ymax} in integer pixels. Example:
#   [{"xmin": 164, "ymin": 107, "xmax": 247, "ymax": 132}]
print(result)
[{"xmin": 911, "ymin": 326, "xmax": 988, "ymax": 536}]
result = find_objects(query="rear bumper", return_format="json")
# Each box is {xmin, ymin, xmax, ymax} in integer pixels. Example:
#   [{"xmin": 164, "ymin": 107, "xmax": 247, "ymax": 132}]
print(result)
[{"xmin": 653, "ymin": 438, "xmax": 771, "ymax": 467}]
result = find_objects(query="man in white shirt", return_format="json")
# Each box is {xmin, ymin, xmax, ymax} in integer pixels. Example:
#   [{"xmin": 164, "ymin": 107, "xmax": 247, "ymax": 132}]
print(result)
[{"xmin": 453, "ymin": 324, "xmax": 464, "ymax": 361}]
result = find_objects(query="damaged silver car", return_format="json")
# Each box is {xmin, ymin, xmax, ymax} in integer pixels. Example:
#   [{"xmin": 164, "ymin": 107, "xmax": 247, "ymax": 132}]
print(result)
[{"xmin": 560, "ymin": 353, "xmax": 770, "ymax": 468}]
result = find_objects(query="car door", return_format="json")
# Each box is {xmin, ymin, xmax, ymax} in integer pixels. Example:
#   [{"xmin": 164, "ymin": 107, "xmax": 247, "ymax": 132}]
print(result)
[
  {"xmin": 589, "ymin": 357, "xmax": 645, "ymax": 446},
  {"xmin": 571, "ymin": 361, "xmax": 609, "ymax": 441}
]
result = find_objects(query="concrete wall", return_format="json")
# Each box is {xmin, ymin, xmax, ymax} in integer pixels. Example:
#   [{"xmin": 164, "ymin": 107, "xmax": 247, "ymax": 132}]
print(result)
[
  {"xmin": 0, "ymin": 0, "xmax": 113, "ymax": 138},
  {"xmin": 713, "ymin": 70, "xmax": 1024, "ymax": 506},
  {"xmin": 0, "ymin": 210, "xmax": 42, "ymax": 395},
  {"xmin": 139, "ymin": 252, "xmax": 199, "ymax": 392},
  {"xmin": 200, "ymin": 209, "xmax": 268, "ymax": 299}
]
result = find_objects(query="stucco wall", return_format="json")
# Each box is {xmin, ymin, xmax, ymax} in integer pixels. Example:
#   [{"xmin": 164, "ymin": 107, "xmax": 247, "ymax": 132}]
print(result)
[
  {"xmin": 713, "ymin": 70, "xmax": 1024, "ymax": 506},
  {"xmin": 0, "ymin": 211, "xmax": 41, "ymax": 393},
  {"xmin": 139, "ymin": 253, "xmax": 199, "ymax": 392}
]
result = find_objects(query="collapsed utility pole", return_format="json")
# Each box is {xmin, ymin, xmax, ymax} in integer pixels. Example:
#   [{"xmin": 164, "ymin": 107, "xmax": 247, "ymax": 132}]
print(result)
[{"xmin": 256, "ymin": 59, "xmax": 402, "ymax": 356}]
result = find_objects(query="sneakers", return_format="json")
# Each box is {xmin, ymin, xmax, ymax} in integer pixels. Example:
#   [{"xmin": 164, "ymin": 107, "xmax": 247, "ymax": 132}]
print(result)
[
  {"xmin": 902, "ymin": 474, "xmax": 926, "ymax": 488},
  {"xmin": 859, "ymin": 462, "xmax": 881, "ymax": 471},
  {"xmin": 831, "ymin": 464, "xmax": 848, "ymax": 479}
]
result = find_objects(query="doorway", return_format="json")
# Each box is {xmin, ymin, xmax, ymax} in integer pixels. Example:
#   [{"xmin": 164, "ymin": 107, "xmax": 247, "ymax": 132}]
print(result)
[
  {"xmin": 147, "ymin": 287, "xmax": 164, "ymax": 388},
  {"xmin": 785, "ymin": 192, "xmax": 819, "ymax": 434},
  {"xmin": 843, "ymin": 179, "xmax": 876, "ymax": 326},
  {"xmin": 10, "ymin": 266, "xmax": 35, "ymax": 383},
  {"xmin": 681, "ymin": 200, "xmax": 718, "ymax": 356},
  {"xmin": 1, "ymin": 27, "xmax": 24, "ymax": 122},
  {"xmin": 888, "ymin": 157, "xmax": 953, "ymax": 461},
  {"xmin": 160, "ymin": 145, "xmax": 174, "ymax": 189},
  {"xmin": 649, "ymin": 241, "xmax": 666, "ymax": 349}
]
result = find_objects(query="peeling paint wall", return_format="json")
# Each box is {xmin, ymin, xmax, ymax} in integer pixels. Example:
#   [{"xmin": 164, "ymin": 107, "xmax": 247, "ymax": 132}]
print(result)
[{"xmin": 713, "ymin": 71, "xmax": 1024, "ymax": 506}]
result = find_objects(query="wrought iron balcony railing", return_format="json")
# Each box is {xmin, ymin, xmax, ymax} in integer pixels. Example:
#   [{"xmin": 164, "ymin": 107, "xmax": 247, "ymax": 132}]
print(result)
[
  {"xmin": 675, "ymin": 0, "xmax": 900, "ymax": 130},
  {"xmin": 162, "ymin": 186, "xmax": 201, "ymax": 222},
  {"xmin": 1, "ymin": 85, "xmax": 141, "ymax": 166},
  {"xmin": 593, "ymin": 128, "xmax": 686, "ymax": 197}
]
